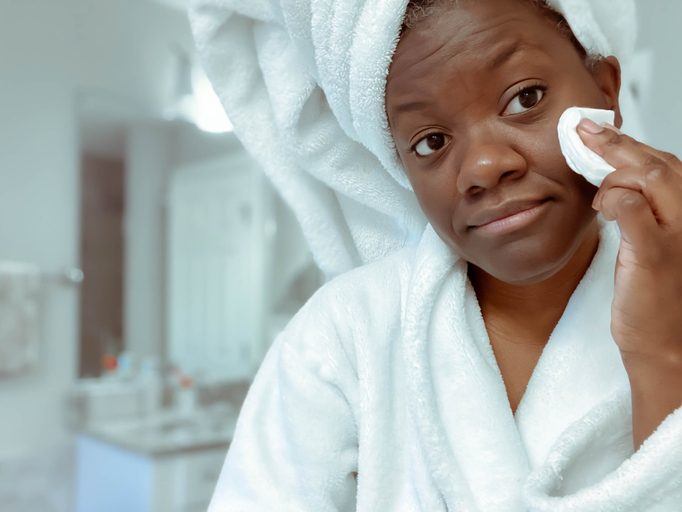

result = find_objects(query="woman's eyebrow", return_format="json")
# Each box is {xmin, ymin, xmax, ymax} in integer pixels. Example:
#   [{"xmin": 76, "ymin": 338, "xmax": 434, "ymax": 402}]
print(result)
[
  {"xmin": 487, "ymin": 40, "xmax": 541, "ymax": 71},
  {"xmin": 393, "ymin": 100, "xmax": 431, "ymax": 115},
  {"xmin": 389, "ymin": 40, "xmax": 542, "ymax": 119}
]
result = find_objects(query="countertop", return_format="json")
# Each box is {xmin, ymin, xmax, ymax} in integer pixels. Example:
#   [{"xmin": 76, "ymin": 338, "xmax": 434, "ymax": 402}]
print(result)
[{"xmin": 80, "ymin": 407, "xmax": 239, "ymax": 457}]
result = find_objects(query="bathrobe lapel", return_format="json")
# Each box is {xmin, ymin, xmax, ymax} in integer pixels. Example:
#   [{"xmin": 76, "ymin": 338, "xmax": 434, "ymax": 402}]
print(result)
[
  {"xmin": 514, "ymin": 222, "xmax": 628, "ymax": 469},
  {"xmin": 403, "ymin": 226, "xmax": 527, "ymax": 511},
  {"xmin": 404, "ymin": 221, "xmax": 626, "ymax": 512},
  {"xmin": 428, "ymin": 261, "xmax": 531, "ymax": 511}
]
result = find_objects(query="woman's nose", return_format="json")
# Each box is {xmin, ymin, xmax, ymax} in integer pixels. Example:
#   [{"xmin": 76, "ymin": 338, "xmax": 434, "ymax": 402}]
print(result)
[{"xmin": 456, "ymin": 136, "xmax": 528, "ymax": 196}]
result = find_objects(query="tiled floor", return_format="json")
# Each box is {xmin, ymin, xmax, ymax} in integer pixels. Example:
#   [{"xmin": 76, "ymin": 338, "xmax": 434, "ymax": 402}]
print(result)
[{"xmin": 0, "ymin": 443, "xmax": 74, "ymax": 512}]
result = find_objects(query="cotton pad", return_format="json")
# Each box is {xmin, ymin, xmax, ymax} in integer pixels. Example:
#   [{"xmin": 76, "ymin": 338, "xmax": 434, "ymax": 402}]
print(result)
[{"xmin": 558, "ymin": 107, "xmax": 617, "ymax": 187}]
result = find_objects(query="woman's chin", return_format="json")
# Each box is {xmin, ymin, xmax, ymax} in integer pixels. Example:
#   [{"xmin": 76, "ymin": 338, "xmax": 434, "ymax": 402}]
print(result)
[
  {"xmin": 470, "ymin": 254, "xmax": 569, "ymax": 286},
  {"xmin": 468, "ymin": 221, "xmax": 601, "ymax": 286},
  {"xmin": 478, "ymin": 259, "xmax": 571, "ymax": 286}
]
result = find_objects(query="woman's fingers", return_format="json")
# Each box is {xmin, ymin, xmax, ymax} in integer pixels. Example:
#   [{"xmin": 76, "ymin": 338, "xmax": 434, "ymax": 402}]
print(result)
[
  {"xmin": 577, "ymin": 119, "xmax": 681, "ymax": 173},
  {"xmin": 593, "ymin": 165, "xmax": 682, "ymax": 228},
  {"xmin": 576, "ymin": 120, "xmax": 682, "ymax": 228},
  {"xmin": 599, "ymin": 187, "xmax": 660, "ymax": 253}
]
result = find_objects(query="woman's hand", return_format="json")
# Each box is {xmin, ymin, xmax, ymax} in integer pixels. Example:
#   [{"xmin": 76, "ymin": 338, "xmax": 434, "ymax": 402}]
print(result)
[
  {"xmin": 578, "ymin": 119, "xmax": 682, "ymax": 360},
  {"xmin": 578, "ymin": 118, "xmax": 682, "ymax": 447}
]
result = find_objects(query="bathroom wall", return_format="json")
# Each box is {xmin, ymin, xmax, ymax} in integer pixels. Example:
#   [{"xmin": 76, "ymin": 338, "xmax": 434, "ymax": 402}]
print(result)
[
  {"xmin": 0, "ymin": 77, "xmax": 80, "ymax": 459},
  {"xmin": 635, "ymin": 0, "xmax": 682, "ymax": 157},
  {"xmin": 0, "ymin": 0, "xmax": 198, "ymax": 460},
  {"xmin": 124, "ymin": 125, "xmax": 171, "ymax": 363}
]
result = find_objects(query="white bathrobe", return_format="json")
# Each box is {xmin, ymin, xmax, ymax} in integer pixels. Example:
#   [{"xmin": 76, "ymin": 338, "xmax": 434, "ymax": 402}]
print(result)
[
  {"xmin": 189, "ymin": 0, "xmax": 682, "ymax": 509},
  {"xmin": 209, "ymin": 222, "xmax": 682, "ymax": 511}
]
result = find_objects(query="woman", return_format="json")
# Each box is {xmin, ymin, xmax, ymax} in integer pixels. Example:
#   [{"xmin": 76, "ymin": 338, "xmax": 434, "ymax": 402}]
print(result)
[{"xmin": 190, "ymin": 0, "xmax": 682, "ymax": 509}]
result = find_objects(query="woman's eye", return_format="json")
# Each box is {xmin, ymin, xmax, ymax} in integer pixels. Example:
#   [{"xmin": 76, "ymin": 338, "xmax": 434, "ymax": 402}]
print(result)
[
  {"xmin": 413, "ymin": 133, "xmax": 447, "ymax": 156},
  {"xmin": 504, "ymin": 87, "xmax": 545, "ymax": 115}
]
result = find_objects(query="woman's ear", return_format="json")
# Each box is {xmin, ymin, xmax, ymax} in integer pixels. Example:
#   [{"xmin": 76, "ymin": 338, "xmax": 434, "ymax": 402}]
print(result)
[{"xmin": 592, "ymin": 55, "xmax": 623, "ymax": 128}]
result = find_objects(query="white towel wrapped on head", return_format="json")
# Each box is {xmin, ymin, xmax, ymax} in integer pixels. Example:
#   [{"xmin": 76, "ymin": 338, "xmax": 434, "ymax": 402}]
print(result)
[{"xmin": 190, "ymin": 0, "xmax": 426, "ymax": 278}]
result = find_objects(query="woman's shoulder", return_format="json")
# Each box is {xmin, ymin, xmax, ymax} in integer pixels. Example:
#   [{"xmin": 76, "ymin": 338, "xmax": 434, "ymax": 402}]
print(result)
[
  {"xmin": 277, "ymin": 246, "xmax": 418, "ymax": 360},
  {"xmin": 314, "ymin": 245, "xmax": 418, "ymax": 313}
]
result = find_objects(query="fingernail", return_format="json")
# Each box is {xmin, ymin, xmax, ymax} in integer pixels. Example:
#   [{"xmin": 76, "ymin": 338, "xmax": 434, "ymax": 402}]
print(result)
[
  {"xmin": 578, "ymin": 118, "xmax": 605, "ymax": 134},
  {"xmin": 592, "ymin": 195, "xmax": 601, "ymax": 210},
  {"xmin": 601, "ymin": 123, "xmax": 623, "ymax": 135}
]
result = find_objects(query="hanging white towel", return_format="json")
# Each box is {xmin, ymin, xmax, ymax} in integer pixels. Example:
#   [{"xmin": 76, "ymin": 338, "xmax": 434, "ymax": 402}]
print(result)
[{"xmin": 0, "ymin": 262, "xmax": 41, "ymax": 375}]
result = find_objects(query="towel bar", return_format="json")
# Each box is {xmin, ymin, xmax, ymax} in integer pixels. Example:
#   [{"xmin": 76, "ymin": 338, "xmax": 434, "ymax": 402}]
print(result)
[{"xmin": 43, "ymin": 266, "xmax": 84, "ymax": 285}]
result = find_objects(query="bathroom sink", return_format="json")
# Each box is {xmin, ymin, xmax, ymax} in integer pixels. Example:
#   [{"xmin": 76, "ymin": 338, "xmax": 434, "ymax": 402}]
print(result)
[{"xmin": 82, "ymin": 408, "xmax": 239, "ymax": 456}]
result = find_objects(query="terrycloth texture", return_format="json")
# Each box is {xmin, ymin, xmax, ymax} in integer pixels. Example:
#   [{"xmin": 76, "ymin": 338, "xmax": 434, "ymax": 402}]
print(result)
[
  {"xmin": 558, "ymin": 107, "xmax": 617, "ymax": 187},
  {"xmin": 0, "ymin": 261, "xmax": 41, "ymax": 376},
  {"xmin": 209, "ymin": 222, "xmax": 682, "ymax": 511},
  {"xmin": 189, "ymin": 0, "xmax": 640, "ymax": 278}
]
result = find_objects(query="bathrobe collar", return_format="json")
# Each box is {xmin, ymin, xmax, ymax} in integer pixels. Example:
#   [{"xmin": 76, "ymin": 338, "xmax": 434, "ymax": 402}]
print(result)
[{"xmin": 403, "ymin": 220, "xmax": 627, "ymax": 509}]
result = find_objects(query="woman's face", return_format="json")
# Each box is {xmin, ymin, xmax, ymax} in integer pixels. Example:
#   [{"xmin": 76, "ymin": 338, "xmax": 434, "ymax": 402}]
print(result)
[{"xmin": 386, "ymin": 0, "xmax": 622, "ymax": 284}]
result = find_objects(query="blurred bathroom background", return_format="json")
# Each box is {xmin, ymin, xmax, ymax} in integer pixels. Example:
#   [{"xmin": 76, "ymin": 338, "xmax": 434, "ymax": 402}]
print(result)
[{"xmin": 0, "ymin": 0, "xmax": 678, "ymax": 511}]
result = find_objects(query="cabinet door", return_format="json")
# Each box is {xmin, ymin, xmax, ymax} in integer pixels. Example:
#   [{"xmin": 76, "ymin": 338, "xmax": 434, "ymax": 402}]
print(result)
[
  {"xmin": 183, "ymin": 449, "xmax": 226, "ymax": 507},
  {"xmin": 75, "ymin": 435, "xmax": 154, "ymax": 512},
  {"xmin": 168, "ymin": 155, "xmax": 266, "ymax": 379},
  {"xmin": 153, "ymin": 447, "xmax": 228, "ymax": 512}
]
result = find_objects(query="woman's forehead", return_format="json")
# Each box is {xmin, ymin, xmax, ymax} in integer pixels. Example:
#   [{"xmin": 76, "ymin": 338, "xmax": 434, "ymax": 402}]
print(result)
[
  {"xmin": 387, "ymin": 3, "xmax": 569, "ymax": 107},
  {"xmin": 388, "ymin": 0, "xmax": 560, "ymax": 83}
]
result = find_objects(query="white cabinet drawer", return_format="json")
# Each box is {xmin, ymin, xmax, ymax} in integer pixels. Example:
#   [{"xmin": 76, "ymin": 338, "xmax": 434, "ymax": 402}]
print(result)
[
  {"xmin": 184, "ymin": 450, "xmax": 227, "ymax": 506},
  {"xmin": 154, "ymin": 447, "xmax": 228, "ymax": 512},
  {"xmin": 184, "ymin": 502, "xmax": 212, "ymax": 512}
]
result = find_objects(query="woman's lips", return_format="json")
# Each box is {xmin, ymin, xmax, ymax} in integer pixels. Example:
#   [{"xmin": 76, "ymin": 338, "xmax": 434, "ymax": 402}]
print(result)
[{"xmin": 469, "ymin": 199, "xmax": 550, "ymax": 236}]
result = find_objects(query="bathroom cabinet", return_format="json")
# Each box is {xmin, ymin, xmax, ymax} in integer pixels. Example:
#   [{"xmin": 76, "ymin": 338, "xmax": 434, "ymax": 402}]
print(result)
[{"xmin": 74, "ymin": 413, "xmax": 234, "ymax": 512}]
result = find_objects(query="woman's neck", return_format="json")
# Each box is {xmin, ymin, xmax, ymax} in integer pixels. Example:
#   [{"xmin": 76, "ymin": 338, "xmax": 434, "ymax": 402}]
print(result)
[{"xmin": 468, "ymin": 222, "xmax": 601, "ymax": 347}]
